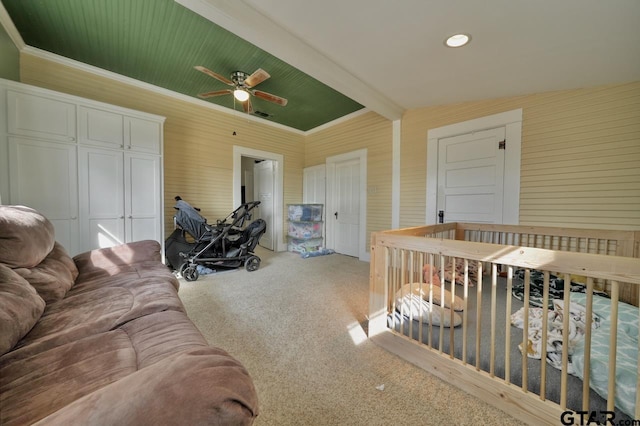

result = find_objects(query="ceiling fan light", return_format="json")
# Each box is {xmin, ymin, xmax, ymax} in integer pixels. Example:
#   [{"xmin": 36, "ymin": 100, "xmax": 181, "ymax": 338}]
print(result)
[
  {"xmin": 445, "ymin": 33, "xmax": 471, "ymax": 48},
  {"xmin": 233, "ymin": 89, "xmax": 250, "ymax": 102}
]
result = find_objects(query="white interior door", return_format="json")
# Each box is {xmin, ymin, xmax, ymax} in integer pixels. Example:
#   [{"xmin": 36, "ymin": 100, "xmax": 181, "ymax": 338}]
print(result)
[
  {"xmin": 436, "ymin": 127, "xmax": 506, "ymax": 223},
  {"xmin": 333, "ymin": 158, "xmax": 360, "ymax": 257},
  {"xmin": 254, "ymin": 160, "xmax": 275, "ymax": 250}
]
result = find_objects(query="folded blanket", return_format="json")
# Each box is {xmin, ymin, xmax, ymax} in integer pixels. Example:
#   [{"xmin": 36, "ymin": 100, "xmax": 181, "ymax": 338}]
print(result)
[
  {"xmin": 512, "ymin": 269, "xmax": 608, "ymax": 308},
  {"xmin": 511, "ymin": 300, "xmax": 600, "ymax": 374}
]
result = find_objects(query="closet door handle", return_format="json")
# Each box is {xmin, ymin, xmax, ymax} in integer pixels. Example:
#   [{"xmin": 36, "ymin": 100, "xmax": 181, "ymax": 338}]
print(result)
[{"xmin": 334, "ymin": 211, "xmax": 338, "ymax": 219}]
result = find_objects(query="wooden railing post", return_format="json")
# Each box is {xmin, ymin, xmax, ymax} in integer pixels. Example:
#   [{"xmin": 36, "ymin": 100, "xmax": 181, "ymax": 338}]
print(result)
[{"xmin": 369, "ymin": 233, "xmax": 389, "ymax": 337}]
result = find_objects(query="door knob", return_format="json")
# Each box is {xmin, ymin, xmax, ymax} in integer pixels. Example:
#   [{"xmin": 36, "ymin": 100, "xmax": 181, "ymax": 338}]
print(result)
[{"xmin": 334, "ymin": 211, "xmax": 338, "ymax": 219}]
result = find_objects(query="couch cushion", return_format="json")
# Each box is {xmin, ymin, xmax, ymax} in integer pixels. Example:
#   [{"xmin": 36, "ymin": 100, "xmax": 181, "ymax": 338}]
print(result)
[
  {"xmin": 0, "ymin": 206, "xmax": 55, "ymax": 268},
  {"xmin": 73, "ymin": 240, "xmax": 162, "ymax": 272},
  {"xmin": 0, "ymin": 264, "xmax": 46, "ymax": 356},
  {"xmin": 14, "ymin": 278, "xmax": 185, "ymax": 356},
  {"xmin": 14, "ymin": 242, "xmax": 79, "ymax": 304},
  {"xmin": 0, "ymin": 311, "xmax": 210, "ymax": 426},
  {"xmin": 0, "ymin": 329, "xmax": 138, "ymax": 425},
  {"xmin": 31, "ymin": 347, "xmax": 258, "ymax": 426}
]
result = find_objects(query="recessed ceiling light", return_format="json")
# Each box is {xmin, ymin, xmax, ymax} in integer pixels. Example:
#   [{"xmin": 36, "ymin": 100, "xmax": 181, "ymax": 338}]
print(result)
[{"xmin": 445, "ymin": 33, "xmax": 471, "ymax": 48}]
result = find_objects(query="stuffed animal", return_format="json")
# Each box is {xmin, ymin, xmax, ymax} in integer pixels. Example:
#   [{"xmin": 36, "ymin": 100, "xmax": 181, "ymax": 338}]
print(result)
[{"xmin": 422, "ymin": 264, "xmax": 442, "ymax": 287}]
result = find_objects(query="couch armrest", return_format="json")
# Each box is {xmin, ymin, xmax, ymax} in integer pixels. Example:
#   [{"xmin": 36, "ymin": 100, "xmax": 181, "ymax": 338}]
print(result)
[
  {"xmin": 73, "ymin": 240, "xmax": 162, "ymax": 271},
  {"xmin": 34, "ymin": 347, "xmax": 259, "ymax": 426}
]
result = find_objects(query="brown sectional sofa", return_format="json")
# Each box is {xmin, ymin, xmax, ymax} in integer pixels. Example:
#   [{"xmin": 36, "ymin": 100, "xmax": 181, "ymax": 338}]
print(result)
[{"xmin": 0, "ymin": 205, "xmax": 258, "ymax": 425}]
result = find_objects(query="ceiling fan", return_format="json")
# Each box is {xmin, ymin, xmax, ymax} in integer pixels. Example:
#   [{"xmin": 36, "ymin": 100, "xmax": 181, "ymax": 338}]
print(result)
[{"xmin": 195, "ymin": 66, "xmax": 288, "ymax": 113}]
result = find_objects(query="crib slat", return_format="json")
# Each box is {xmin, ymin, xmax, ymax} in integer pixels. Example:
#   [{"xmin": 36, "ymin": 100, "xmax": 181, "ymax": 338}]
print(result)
[
  {"xmin": 490, "ymin": 263, "xmax": 497, "ymax": 377},
  {"xmin": 522, "ymin": 269, "xmax": 530, "ymax": 391},
  {"xmin": 560, "ymin": 274, "xmax": 571, "ymax": 409},
  {"xmin": 607, "ymin": 281, "xmax": 619, "ymax": 413},
  {"xmin": 540, "ymin": 271, "xmax": 551, "ymax": 401},
  {"xmin": 417, "ymin": 251, "xmax": 424, "ymax": 346},
  {"xmin": 505, "ymin": 266, "xmax": 513, "ymax": 384},
  {"xmin": 427, "ymin": 253, "xmax": 434, "ymax": 348},
  {"xmin": 462, "ymin": 259, "xmax": 469, "ymax": 365},
  {"xmin": 475, "ymin": 262, "xmax": 484, "ymax": 371},
  {"xmin": 582, "ymin": 278, "xmax": 594, "ymax": 411},
  {"xmin": 636, "ymin": 290, "xmax": 640, "ymax": 420},
  {"xmin": 449, "ymin": 259, "xmax": 457, "ymax": 359},
  {"xmin": 402, "ymin": 250, "xmax": 414, "ymax": 338}
]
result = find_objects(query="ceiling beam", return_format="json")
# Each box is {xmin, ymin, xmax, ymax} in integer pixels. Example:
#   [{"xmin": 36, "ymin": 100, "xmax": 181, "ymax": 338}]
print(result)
[{"xmin": 175, "ymin": 0, "xmax": 404, "ymax": 121}]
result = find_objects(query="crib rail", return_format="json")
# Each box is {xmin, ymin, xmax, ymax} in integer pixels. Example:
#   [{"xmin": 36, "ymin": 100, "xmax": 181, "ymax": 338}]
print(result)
[{"xmin": 369, "ymin": 224, "xmax": 640, "ymax": 426}]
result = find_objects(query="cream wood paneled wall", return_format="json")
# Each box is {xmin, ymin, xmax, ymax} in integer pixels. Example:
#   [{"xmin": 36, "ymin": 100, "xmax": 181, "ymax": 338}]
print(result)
[
  {"xmin": 401, "ymin": 81, "xmax": 640, "ymax": 230},
  {"xmin": 305, "ymin": 111, "xmax": 393, "ymax": 249},
  {"xmin": 17, "ymin": 52, "xmax": 640, "ymax": 249},
  {"xmin": 19, "ymin": 54, "xmax": 305, "ymax": 243}
]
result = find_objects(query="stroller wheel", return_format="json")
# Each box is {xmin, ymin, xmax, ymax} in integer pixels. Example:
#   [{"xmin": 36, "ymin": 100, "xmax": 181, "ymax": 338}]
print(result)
[
  {"xmin": 182, "ymin": 264, "xmax": 199, "ymax": 282},
  {"xmin": 245, "ymin": 255, "xmax": 260, "ymax": 272}
]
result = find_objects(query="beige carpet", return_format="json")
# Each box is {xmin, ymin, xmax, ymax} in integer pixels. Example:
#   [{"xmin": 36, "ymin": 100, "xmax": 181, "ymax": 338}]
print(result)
[{"xmin": 178, "ymin": 247, "xmax": 525, "ymax": 425}]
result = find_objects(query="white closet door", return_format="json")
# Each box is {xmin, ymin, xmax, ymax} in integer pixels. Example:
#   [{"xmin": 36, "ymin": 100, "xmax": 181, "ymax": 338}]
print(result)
[
  {"xmin": 8, "ymin": 137, "xmax": 79, "ymax": 254},
  {"xmin": 7, "ymin": 91, "xmax": 76, "ymax": 143},
  {"xmin": 78, "ymin": 106, "xmax": 124, "ymax": 149},
  {"xmin": 125, "ymin": 153, "xmax": 161, "ymax": 243},
  {"xmin": 125, "ymin": 117, "xmax": 161, "ymax": 154},
  {"xmin": 79, "ymin": 147, "xmax": 125, "ymax": 251}
]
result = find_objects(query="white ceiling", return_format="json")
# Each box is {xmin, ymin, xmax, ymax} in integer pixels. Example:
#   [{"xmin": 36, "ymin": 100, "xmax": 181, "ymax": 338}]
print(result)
[{"xmin": 181, "ymin": 0, "xmax": 640, "ymax": 120}]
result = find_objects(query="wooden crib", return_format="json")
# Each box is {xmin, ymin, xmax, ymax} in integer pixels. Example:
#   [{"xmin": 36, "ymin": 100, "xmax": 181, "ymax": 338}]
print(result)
[{"xmin": 369, "ymin": 223, "xmax": 640, "ymax": 425}]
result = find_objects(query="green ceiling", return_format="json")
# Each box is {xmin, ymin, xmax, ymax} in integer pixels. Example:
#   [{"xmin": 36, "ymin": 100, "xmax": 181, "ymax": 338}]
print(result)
[{"xmin": 2, "ymin": 0, "xmax": 364, "ymax": 131}]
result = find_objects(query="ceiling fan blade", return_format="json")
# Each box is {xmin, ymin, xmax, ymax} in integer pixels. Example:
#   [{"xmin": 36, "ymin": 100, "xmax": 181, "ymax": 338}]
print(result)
[
  {"xmin": 194, "ymin": 66, "xmax": 233, "ymax": 86},
  {"xmin": 242, "ymin": 98, "xmax": 254, "ymax": 114},
  {"xmin": 244, "ymin": 68, "xmax": 270, "ymax": 88},
  {"xmin": 253, "ymin": 90, "xmax": 288, "ymax": 106},
  {"xmin": 197, "ymin": 89, "xmax": 232, "ymax": 98}
]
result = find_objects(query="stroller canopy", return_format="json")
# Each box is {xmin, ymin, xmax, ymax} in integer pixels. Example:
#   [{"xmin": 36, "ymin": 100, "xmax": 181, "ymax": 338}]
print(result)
[{"xmin": 174, "ymin": 199, "xmax": 208, "ymax": 240}]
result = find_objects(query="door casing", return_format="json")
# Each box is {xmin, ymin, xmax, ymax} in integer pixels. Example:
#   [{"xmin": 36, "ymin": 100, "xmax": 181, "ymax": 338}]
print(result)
[{"xmin": 233, "ymin": 146, "xmax": 284, "ymax": 251}]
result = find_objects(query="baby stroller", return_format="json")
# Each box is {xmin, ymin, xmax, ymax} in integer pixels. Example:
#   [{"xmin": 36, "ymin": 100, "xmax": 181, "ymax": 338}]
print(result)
[{"xmin": 164, "ymin": 197, "xmax": 266, "ymax": 282}]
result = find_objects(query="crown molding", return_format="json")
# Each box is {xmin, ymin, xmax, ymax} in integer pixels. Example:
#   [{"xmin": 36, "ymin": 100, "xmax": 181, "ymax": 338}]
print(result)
[
  {"xmin": 305, "ymin": 108, "xmax": 370, "ymax": 136},
  {"xmin": 21, "ymin": 46, "xmax": 308, "ymax": 135},
  {"xmin": 21, "ymin": 46, "xmax": 382, "ymax": 136}
]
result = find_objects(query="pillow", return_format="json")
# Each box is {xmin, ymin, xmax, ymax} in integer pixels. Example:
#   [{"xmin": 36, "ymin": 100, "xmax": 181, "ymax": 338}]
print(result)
[
  {"xmin": 0, "ymin": 205, "xmax": 56, "ymax": 268},
  {"xmin": 14, "ymin": 242, "xmax": 79, "ymax": 304},
  {"xmin": 396, "ymin": 282, "xmax": 465, "ymax": 312},
  {"xmin": 0, "ymin": 263, "xmax": 46, "ymax": 355},
  {"xmin": 394, "ymin": 291, "xmax": 462, "ymax": 328}
]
